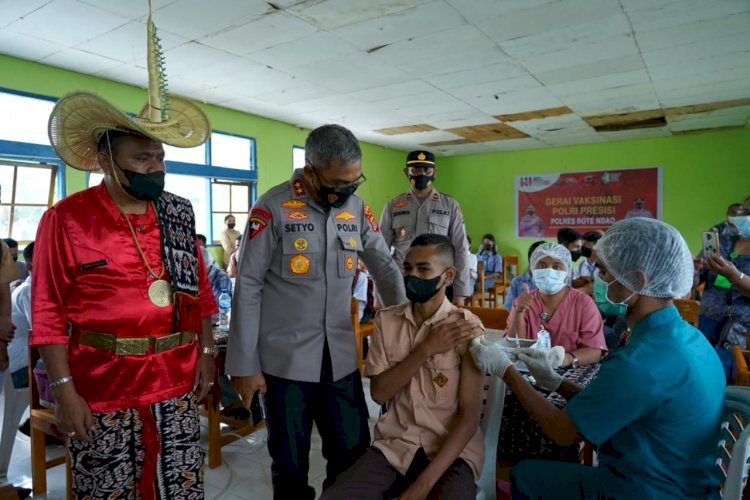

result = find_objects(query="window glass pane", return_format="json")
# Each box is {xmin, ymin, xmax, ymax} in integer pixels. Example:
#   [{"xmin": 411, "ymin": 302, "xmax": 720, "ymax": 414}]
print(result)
[
  {"xmin": 212, "ymin": 183, "xmax": 230, "ymax": 212},
  {"xmin": 15, "ymin": 166, "xmax": 53, "ymax": 204},
  {"xmin": 230, "ymin": 184, "xmax": 249, "ymax": 214},
  {"xmin": 88, "ymin": 172, "xmax": 105, "ymax": 187},
  {"xmin": 0, "ymin": 206, "xmax": 9, "ymax": 237},
  {"xmin": 0, "ymin": 165, "xmax": 15, "ymax": 203},
  {"xmin": 164, "ymin": 144, "xmax": 207, "ymax": 165},
  {"xmin": 293, "ymin": 146, "xmax": 305, "ymax": 171},
  {"xmin": 0, "ymin": 92, "xmax": 54, "ymax": 145},
  {"xmin": 12, "ymin": 206, "xmax": 46, "ymax": 241},
  {"xmin": 164, "ymin": 174, "xmax": 209, "ymax": 237},
  {"xmin": 211, "ymin": 133, "xmax": 251, "ymax": 170}
]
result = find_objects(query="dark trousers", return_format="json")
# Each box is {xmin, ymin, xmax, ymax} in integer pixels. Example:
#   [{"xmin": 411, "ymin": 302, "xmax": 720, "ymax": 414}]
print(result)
[
  {"xmin": 321, "ymin": 447, "xmax": 476, "ymax": 500},
  {"xmin": 264, "ymin": 364, "xmax": 370, "ymax": 500}
]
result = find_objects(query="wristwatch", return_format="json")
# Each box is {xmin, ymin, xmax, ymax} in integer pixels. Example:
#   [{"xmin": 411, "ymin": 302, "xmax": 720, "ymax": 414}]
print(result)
[
  {"xmin": 201, "ymin": 346, "xmax": 219, "ymax": 357},
  {"xmin": 568, "ymin": 352, "xmax": 580, "ymax": 369}
]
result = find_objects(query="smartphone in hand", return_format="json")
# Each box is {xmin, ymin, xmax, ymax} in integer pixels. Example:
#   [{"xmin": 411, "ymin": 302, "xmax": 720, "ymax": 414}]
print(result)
[{"xmin": 702, "ymin": 231, "xmax": 720, "ymax": 257}]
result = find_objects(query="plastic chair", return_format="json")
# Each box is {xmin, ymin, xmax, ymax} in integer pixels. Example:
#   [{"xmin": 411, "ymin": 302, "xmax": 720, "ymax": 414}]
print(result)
[
  {"xmin": 0, "ymin": 372, "xmax": 29, "ymax": 478},
  {"xmin": 476, "ymin": 375, "xmax": 506, "ymax": 500},
  {"xmin": 717, "ymin": 386, "xmax": 750, "ymax": 499}
]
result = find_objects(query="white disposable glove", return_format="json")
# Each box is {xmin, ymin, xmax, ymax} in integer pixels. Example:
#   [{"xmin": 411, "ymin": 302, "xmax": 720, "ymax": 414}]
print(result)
[
  {"xmin": 470, "ymin": 337, "xmax": 513, "ymax": 378},
  {"xmin": 515, "ymin": 347, "xmax": 564, "ymax": 391}
]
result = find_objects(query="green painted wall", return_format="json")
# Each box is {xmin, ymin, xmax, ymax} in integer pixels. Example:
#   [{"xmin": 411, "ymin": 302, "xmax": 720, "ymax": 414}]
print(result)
[
  {"xmin": 438, "ymin": 129, "xmax": 750, "ymax": 269},
  {"xmin": 0, "ymin": 54, "xmax": 406, "ymax": 218}
]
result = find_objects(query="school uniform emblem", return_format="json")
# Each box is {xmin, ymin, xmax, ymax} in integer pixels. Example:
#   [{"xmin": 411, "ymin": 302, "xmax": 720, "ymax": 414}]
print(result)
[
  {"xmin": 364, "ymin": 204, "xmax": 379, "ymax": 232},
  {"xmin": 290, "ymin": 254, "xmax": 310, "ymax": 274},
  {"xmin": 433, "ymin": 373, "xmax": 448, "ymax": 387},
  {"xmin": 285, "ymin": 211, "xmax": 310, "ymax": 220},
  {"xmin": 294, "ymin": 238, "xmax": 308, "ymax": 251},
  {"xmin": 335, "ymin": 211, "xmax": 356, "ymax": 221},
  {"xmin": 282, "ymin": 200, "xmax": 307, "ymax": 209},
  {"xmin": 346, "ymin": 256, "xmax": 354, "ymax": 271}
]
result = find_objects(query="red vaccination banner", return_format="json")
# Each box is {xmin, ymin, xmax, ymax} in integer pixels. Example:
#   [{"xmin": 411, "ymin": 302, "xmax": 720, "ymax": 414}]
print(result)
[{"xmin": 516, "ymin": 167, "xmax": 662, "ymax": 238}]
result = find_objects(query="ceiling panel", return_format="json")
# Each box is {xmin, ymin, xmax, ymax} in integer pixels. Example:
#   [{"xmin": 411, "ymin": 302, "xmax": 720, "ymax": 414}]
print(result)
[{"xmin": 1, "ymin": 0, "xmax": 749, "ymax": 156}]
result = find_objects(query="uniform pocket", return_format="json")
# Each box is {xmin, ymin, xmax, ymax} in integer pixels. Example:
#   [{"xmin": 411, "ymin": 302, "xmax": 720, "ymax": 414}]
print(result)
[
  {"xmin": 428, "ymin": 214, "xmax": 450, "ymax": 236},
  {"xmin": 281, "ymin": 232, "xmax": 319, "ymax": 279},
  {"xmin": 425, "ymin": 351, "xmax": 461, "ymax": 401}
]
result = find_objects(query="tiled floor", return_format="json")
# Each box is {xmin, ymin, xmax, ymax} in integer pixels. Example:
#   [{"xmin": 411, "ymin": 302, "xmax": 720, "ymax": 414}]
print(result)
[{"xmin": 0, "ymin": 379, "xmax": 382, "ymax": 499}]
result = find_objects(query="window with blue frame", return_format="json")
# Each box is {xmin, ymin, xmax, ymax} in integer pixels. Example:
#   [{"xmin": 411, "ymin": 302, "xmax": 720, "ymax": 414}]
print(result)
[
  {"xmin": 293, "ymin": 145, "xmax": 305, "ymax": 172},
  {"xmin": 0, "ymin": 161, "xmax": 57, "ymax": 242}
]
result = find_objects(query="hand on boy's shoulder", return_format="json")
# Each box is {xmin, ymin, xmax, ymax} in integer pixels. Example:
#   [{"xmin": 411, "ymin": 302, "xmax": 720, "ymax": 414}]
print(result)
[{"xmin": 424, "ymin": 310, "xmax": 484, "ymax": 357}]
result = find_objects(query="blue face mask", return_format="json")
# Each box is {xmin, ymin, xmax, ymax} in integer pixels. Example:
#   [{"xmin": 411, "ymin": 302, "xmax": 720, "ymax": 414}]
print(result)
[
  {"xmin": 532, "ymin": 268, "xmax": 567, "ymax": 295},
  {"xmin": 729, "ymin": 215, "xmax": 750, "ymax": 238},
  {"xmin": 593, "ymin": 275, "xmax": 636, "ymax": 316}
]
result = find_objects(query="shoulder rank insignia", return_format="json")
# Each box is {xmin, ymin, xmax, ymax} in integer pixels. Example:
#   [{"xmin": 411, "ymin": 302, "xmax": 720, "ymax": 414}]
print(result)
[
  {"xmin": 292, "ymin": 179, "xmax": 306, "ymax": 197},
  {"xmin": 290, "ymin": 254, "xmax": 310, "ymax": 274},
  {"xmin": 432, "ymin": 192, "xmax": 439, "ymax": 201},
  {"xmin": 282, "ymin": 200, "xmax": 307, "ymax": 209},
  {"xmin": 364, "ymin": 204, "xmax": 379, "ymax": 232},
  {"xmin": 285, "ymin": 211, "xmax": 310, "ymax": 220},
  {"xmin": 335, "ymin": 211, "xmax": 356, "ymax": 221},
  {"xmin": 406, "ymin": 193, "xmax": 413, "ymax": 200}
]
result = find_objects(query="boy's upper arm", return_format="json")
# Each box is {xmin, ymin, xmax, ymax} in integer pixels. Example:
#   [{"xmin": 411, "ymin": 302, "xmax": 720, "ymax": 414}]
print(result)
[
  {"xmin": 363, "ymin": 313, "xmax": 389, "ymax": 377},
  {"xmin": 458, "ymin": 350, "xmax": 483, "ymax": 418}
]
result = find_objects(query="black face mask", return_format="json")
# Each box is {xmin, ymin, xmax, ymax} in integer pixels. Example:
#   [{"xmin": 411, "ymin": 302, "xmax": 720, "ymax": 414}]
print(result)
[
  {"xmin": 409, "ymin": 174, "xmax": 434, "ymax": 190},
  {"xmin": 581, "ymin": 246, "xmax": 592, "ymax": 258},
  {"xmin": 570, "ymin": 250, "xmax": 582, "ymax": 262},
  {"xmin": 404, "ymin": 272, "xmax": 445, "ymax": 304},
  {"xmin": 11, "ymin": 255, "xmax": 18, "ymax": 262},
  {"xmin": 228, "ymin": 223, "xmax": 236, "ymax": 229},
  {"xmin": 483, "ymin": 242, "xmax": 494, "ymax": 252},
  {"xmin": 312, "ymin": 170, "xmax": 358, "ymax": 208},
  {"xmin": 120, "ymin": 168, "xmax": 165, "ymax": 202}
]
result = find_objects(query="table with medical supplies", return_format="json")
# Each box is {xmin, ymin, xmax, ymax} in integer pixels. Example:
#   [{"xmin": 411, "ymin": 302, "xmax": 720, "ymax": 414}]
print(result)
[{"xmin": 498, "ymin": 363, "xmax": 601, "ymax": 466}]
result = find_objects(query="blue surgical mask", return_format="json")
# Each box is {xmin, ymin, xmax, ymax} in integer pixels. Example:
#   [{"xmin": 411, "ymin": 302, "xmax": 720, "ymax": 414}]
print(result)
[
  {"xmin": 593, "ymin": 275, "xmax": 636, "ymax": 316},
  {"xmin": 729, "ymin": 216, "xmax": 750, "ymax": 238},
  {"xmin": 532, "ymin": 268, "xmax": 567, "ymax": 295}
]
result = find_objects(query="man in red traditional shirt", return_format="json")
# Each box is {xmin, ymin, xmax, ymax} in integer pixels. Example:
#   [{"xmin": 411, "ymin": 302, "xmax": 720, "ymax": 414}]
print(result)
[{"xmin": 30, "ymin": 8, "xmax": 217, "ymax": 498}]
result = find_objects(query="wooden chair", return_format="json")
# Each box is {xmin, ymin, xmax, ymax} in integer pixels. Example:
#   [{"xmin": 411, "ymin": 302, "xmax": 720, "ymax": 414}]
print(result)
[
  {"xmin": 464, "ymin": 306, "xmax": 510, "ymax": 330},
  {"xmin": 733, "ymin": 346, "xmax": 750, "ymax": 387},
  {"xmin": 492, "ymin": 256, "xmax": 519, "ymax": 308},
  {"xmin": 28, "ymin": 346, "xmax": 72, "ymax": 498},
  {"xmin": 674, "ymin": 299, "xmax": 700, "ymax": 327},
  {"xmin": 351, "ymin": 298, "xmax": 375, "ymax": 373},
  {"xmin": 469, "ymin": 261, "xmax": 485, "ymax": 307}
]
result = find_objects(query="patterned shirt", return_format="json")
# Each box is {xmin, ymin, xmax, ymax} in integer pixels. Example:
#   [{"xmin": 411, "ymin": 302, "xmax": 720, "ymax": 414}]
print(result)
[{"xmin": 699, "ymin": 232, "xmax": 750, "ymax": 326}]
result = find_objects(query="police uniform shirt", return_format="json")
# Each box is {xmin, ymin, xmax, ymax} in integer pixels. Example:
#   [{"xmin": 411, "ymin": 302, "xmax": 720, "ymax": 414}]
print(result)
[
  {"xmin": 226, "ymin": 170, "xmax": 407, "ymax": 383},
  {"xmin": 380, "ymin": 189, "xmax": 471, "ymax": 297}
]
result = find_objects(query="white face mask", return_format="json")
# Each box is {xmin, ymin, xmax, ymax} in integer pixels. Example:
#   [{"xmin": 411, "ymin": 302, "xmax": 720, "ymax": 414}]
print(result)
[
  {"xmin": 729, "ymin": 215, "xmax": 750, "ymax": 238},
  {"xmin": 532, "ymin": 268, "xmax": 568, "ymax": 295}
]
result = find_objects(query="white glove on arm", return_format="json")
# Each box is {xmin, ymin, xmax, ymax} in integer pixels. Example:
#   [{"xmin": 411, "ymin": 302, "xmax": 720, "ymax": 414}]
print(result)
[
  {"xmin": 515, "ymin": 347, "xmax": 564, "ymax": 391},
  {"xmin": 470, "ymin": 337, "xmax": 513, "ymax": 378}
]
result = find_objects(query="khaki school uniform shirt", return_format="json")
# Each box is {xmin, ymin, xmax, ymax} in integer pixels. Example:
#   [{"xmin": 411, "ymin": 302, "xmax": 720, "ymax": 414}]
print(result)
[
  {"xmin": 364, "ymin": 299, "xmax": 484, "ymax": 479},
  {"xmin": 220, "ymin": 227, "xmax": 240, "ymax": 266}
]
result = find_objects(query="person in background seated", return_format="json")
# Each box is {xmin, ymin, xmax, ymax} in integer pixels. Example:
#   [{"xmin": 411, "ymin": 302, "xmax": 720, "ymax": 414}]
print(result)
[
  {"xmin": 573, "ymin": 231, "xmax": 602, "ymax": 281},
  {"xmin": 472, "ymin": 217, "xmax": 724, "ymax": 499},
  {"xmin": 352, "ymin": 260, "xmax": 374, "ymax": 323},
  {"xmin": 711, "ymin": 202, "xmax": 742, "ymax": 239},
  {"xmin": 477, "ymin": 233, "xmax": 503, "ymax": 290},
  {"xmin": 556, "ymin": 227, "xmax": 582, "ymax": 264},
  {"xmin": 3, "ymin": 238, "xmax": 28, "ymax": 290},
  {"xmin": 227, "ymin": 234, "xmax": 242, "ymax": 278},
  {"xmin": 504, "ymin": 240, "xmax": 545, "ymax": 310},
  {"xmin": 506, "ymin": 242, "xmax": 606, "ymax": 367},
  {"xmin": 220, "ymin": 214, "xmax": 240, "ymax": 268},
  {"xmin": 697, "ymin": 196, "xmax": 750, "ymax": 352},
  {"xmin": 466, "ymin": 236, "xmax": 478, "ymax": 292},
  {"xmin": 322, "ymin": 234, "xmax": 484, "ymax": 500},
  {"xmin": 0, "ymin": 237, "xmax": 19, "ymax": 375},
  {"xmin": 196, "ymin": 233, "xmax": 207, "ymax": 247},
  {"xmin": 202, "ymin": 246, "xmax": 233, "ymax": 301}
]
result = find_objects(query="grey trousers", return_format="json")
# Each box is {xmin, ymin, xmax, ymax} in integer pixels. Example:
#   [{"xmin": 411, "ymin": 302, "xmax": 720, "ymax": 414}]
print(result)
[{"xmin": 321, "ymin": 447, "xmax": 476, "ymax": 500}]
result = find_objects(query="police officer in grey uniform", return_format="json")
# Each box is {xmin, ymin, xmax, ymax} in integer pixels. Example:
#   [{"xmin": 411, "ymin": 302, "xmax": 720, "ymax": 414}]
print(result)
[
  {"xmin": 380, "ymin": 150, "xmax": 471, "ymax": 305},
  {"xmin": 226, "ymin": 125, "xmax": 406, "ymax": 500}
]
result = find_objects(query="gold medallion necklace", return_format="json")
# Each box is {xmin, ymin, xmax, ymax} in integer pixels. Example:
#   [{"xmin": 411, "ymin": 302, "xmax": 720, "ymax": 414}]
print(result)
[{"xmin": 121, "ymin": 204, "xmax": 172, "ymax": 307}]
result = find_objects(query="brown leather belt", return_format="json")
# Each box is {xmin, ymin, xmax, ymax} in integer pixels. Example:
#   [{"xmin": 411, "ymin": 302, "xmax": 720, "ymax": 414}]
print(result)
[{"xmin": 77, "ymin": 331, "xmax": 195, "ymax": 356}]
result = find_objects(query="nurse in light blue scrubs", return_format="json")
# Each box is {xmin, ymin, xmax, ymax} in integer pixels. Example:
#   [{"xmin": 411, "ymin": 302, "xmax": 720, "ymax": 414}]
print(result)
[{"xmin": 471, "ymin": 217, "xmax": 725, "ymax": 499}]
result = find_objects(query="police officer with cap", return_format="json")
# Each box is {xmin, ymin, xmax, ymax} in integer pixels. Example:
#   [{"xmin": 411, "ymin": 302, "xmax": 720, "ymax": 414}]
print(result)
[
  {"xmin": 380, "ymin": 150, "xmax": 471, "ymax": 305},
  {"xmin": 227, "ymin": 124, "xmax": 406, "ymax": 500}
]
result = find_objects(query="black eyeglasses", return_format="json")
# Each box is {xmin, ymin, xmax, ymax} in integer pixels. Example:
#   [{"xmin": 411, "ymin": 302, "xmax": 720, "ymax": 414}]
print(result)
[{"xmin": 312, "ymin": 167, "xmax": 366, "ymax": 189}]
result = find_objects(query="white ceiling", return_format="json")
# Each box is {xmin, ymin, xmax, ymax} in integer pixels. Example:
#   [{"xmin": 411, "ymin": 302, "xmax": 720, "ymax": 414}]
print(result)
[{"xmin": 1, "ymin": 0, "xmax": 749, "ymax": 155}]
